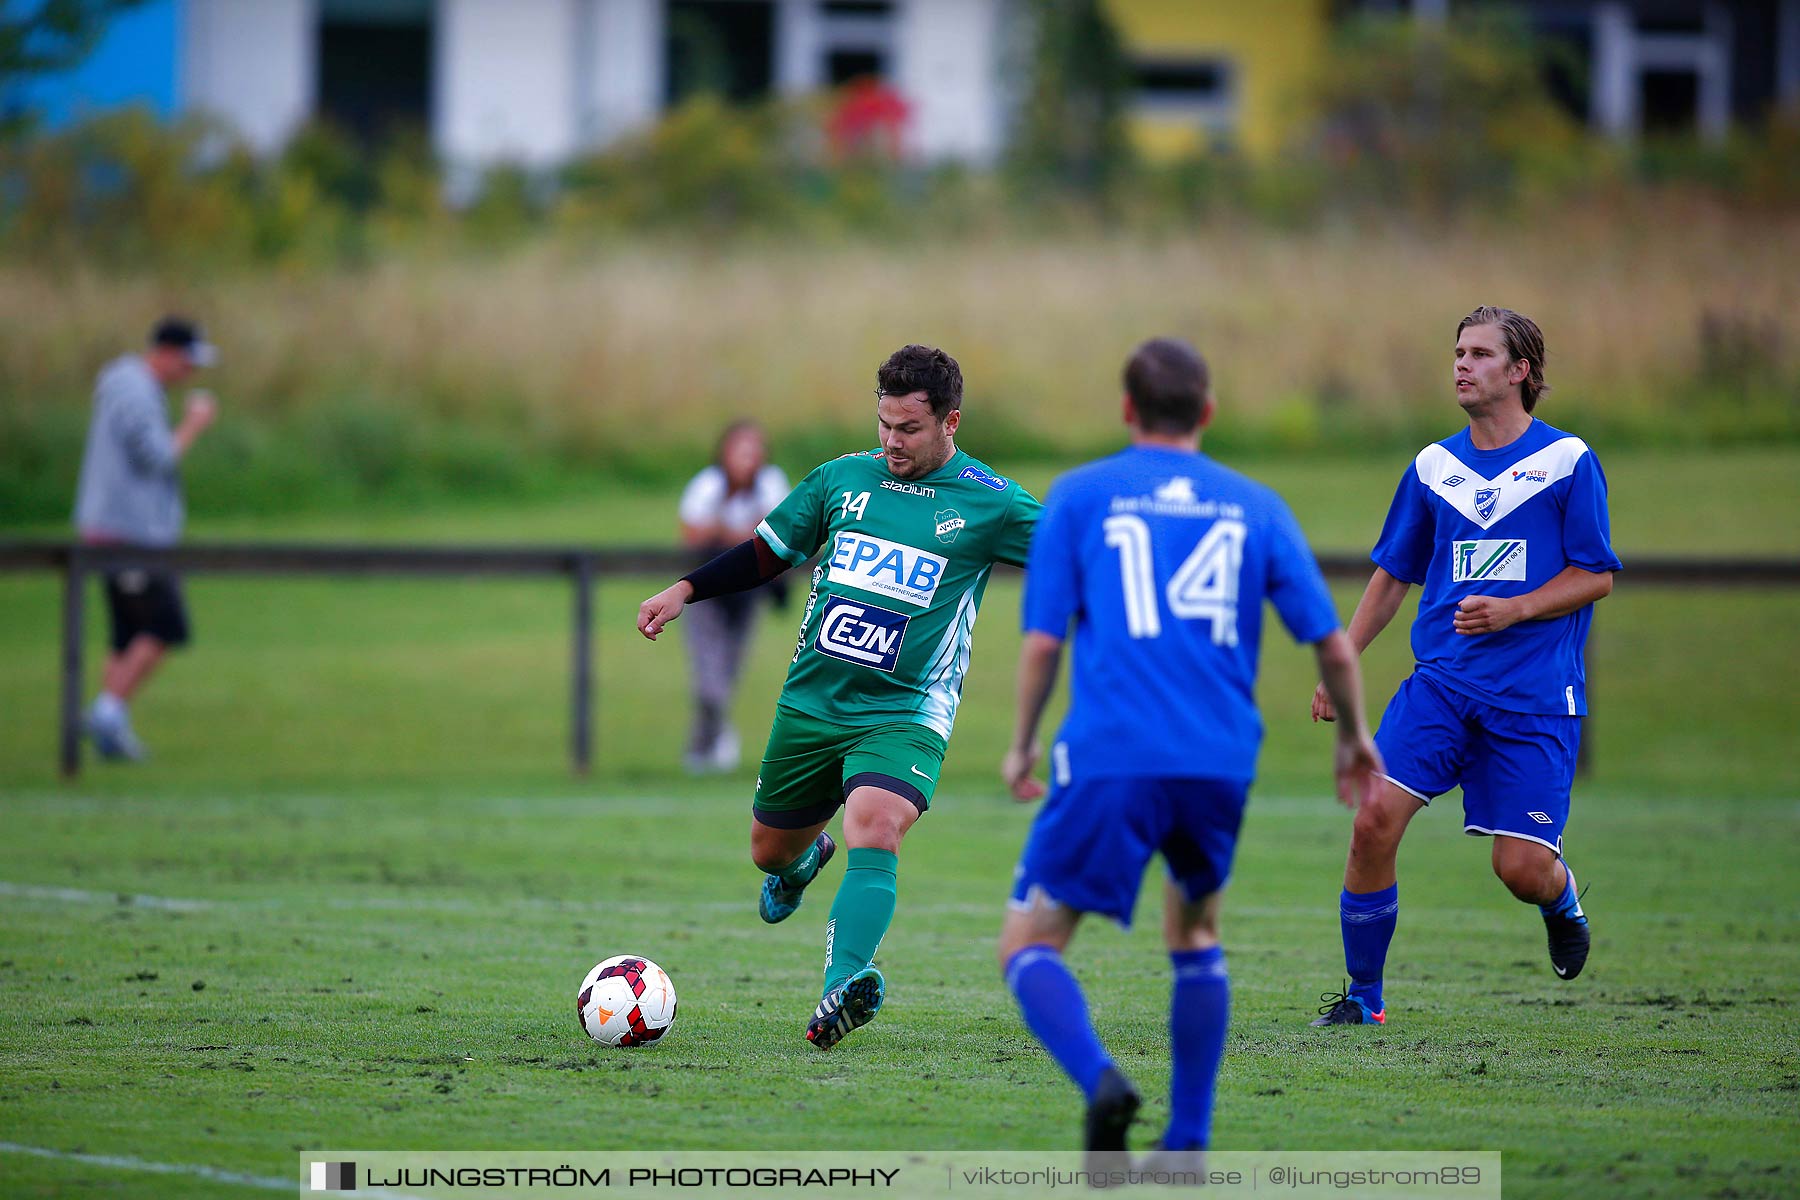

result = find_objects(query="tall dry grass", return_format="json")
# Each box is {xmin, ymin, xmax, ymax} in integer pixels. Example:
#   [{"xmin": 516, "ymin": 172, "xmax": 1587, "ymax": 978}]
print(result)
[{"xmin": 3, "ymin": 197, "xmax": 1796, "ymax": 485}]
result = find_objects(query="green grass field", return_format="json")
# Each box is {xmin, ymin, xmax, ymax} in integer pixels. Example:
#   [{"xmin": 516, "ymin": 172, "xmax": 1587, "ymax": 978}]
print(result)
[{"xmin": 2, "ymin": 448, "xmax": 1796, "ymax": 1198}]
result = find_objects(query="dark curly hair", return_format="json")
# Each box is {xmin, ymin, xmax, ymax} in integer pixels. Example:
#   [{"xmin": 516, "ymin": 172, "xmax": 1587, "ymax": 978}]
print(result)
[{"xmin": 876, "ymin": 345, "xmax": 963, "ymax": 421}]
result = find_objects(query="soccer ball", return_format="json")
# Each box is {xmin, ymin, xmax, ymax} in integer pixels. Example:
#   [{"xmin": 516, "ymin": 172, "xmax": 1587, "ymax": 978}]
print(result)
[{"xmin": 577, "ymin": 955, "xmax": 677, "ymax": 1047}]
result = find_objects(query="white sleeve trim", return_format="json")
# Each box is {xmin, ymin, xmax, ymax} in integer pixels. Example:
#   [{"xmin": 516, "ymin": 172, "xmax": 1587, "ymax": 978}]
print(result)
[{"xmin": 755, "ymin": 518, "xmax": 806, "ymax": 567}]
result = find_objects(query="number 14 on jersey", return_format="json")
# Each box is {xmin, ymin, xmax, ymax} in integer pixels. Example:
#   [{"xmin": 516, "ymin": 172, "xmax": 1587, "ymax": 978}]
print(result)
[{"xmin": 1104, "ymin": 515, "xmax": 1245, "ymax": 644}]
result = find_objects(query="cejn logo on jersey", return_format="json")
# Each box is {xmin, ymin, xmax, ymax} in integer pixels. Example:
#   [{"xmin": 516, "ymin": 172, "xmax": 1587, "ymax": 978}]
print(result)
[
  {"xmin": 814, "ymin": 596, "xmax": 909, "ymax": 672},
  {"xmin": 827, "ymin": 532, "xmax": 947, "ymax": 607},
  {"xmin": 1452, "ymin": 539, "xmax": 1527, "ymax": 582}
]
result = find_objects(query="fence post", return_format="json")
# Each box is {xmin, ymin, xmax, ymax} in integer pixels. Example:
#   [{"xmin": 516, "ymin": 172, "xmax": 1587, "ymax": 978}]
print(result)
[
  {"xmin": 571, "ymin": 555, "xmax": 595, "ymax": 776},
  {"xmin": 59, "ymin": 548, "xmax": 86, "ymax": 779}
]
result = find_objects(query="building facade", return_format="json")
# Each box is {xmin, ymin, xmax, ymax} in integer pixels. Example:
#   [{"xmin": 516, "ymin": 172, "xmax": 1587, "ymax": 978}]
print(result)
[{"xmin": 8, "ymin": 0, "xmax": 1798, "ymax": 169}]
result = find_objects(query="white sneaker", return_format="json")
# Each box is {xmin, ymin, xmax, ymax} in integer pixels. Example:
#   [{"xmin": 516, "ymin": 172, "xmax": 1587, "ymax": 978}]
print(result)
[
  {"xmin": 709, "ymin": 727, "xmax": 741, "ymax": 772},
  {"xmin": 87, "ymin": 702, "xmax": 147, "ymax": 762}
]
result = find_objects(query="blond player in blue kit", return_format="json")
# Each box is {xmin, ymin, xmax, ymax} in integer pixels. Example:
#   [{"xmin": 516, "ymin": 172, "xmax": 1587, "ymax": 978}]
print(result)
[{"xmin": 1310, "ymin": 307, "xmax": 1621, "ymax": 1027}]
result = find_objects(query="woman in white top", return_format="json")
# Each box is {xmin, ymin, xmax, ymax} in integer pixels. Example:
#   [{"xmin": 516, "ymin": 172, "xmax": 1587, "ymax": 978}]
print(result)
[{"xmin": 676, "ymin": 421, "xmax": 790, "ymax": 772}]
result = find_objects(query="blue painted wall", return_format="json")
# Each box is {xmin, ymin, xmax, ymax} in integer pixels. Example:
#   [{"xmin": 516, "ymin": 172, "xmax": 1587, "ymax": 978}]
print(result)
[{"xmin": 3, "ymin": 0, "xmax": 180, "ymax": 127}]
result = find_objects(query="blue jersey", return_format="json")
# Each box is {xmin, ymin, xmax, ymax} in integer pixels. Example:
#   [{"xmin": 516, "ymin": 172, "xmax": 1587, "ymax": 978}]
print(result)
[
  {"xmin": 1372, "ymin": 419, "xmax": 1622, "ymax": 717},
  {"xmin": 1023, "ymin": 445, "xmax": 1340, "ymax": 783}
]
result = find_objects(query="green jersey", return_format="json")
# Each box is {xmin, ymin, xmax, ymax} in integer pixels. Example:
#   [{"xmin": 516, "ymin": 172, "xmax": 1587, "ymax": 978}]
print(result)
[{"xmin": 755, "ymin": 447, "xmax": 1040, "ymax": 738}]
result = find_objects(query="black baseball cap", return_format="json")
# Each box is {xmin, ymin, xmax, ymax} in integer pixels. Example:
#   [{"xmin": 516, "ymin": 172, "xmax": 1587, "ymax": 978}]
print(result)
[{"xmin": 149, "ymin": 316, "xmax": 218, "ymax": 368}]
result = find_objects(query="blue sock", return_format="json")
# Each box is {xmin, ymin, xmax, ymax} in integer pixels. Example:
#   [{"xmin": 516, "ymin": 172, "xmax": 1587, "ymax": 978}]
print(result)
[
  {"xmin": 1165, "ymin": 946, "xmax": 1229, "ymax": 1152},
  {"xmin": 1340, "ymin": 884, "xmax": 1399, "ymax": 1013},
  {"xmin": 1004, "ymin": 945, "xmax": 1112, "ymax": 1100},
  {"xmin": 1539, "ymin": 862, "xmax": 1584, "ymax": 921}
]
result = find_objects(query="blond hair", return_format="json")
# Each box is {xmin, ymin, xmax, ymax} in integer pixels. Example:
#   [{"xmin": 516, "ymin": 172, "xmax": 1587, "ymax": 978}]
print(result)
[{"xmin": 1457, "ymin": 306, "xmax": 1548, "ymax": 412}]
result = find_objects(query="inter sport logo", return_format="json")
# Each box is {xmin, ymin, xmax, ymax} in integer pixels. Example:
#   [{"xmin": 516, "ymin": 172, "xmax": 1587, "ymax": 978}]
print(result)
[
  {"xmin": 827, "ymin": 532, "xmax": 947, "ymax": 607},
  {"xmin": 1452, "ymin": 540, "xmax": 1528, "ymax": 582},
  {"xmin": 814, "ymin": 596, "xmax": 910, "ymax": 671}
]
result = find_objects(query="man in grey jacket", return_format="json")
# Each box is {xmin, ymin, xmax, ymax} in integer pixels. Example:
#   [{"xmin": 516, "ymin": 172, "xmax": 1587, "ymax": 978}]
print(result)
[{"xmin": 73, "ymin": 316, "xmax": 219, "ymax": 761}]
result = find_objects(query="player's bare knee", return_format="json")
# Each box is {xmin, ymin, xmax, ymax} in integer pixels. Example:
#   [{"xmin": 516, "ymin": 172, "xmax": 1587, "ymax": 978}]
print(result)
[
  {"xmin": 1349, "ymin": 806, "xmax": 1404, "ymax": 862},
  {"xmin": 748, "ymin": 826, "xmax": 804, "ymax": 873},
  {"xmin": 749, "ymin": 844, "xmax": 790, "ymax": 873},
  {"xmin": 1492, "ymin": 846, "xmax": 1558, "ymax": 903}
]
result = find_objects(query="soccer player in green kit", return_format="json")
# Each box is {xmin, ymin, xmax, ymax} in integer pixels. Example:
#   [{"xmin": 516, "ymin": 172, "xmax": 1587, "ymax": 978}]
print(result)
[{"xmin": 638, "ymin": 345, "xmax": 1040, "ymax": 1048}]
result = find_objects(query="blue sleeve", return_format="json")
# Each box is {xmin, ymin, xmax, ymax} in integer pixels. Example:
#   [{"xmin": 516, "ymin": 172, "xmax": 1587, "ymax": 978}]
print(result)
[
  {"xmin": 1266, "ymin": 499, "xmax": 1340, "ymax": 645},
  {"xmin": 1562, "ymin": 451, "xmax": 1623, "ymax": 573},
  {"xmin": 1370, "ymin": 465, "xmax": 1433, "ymax": 584},
  {"xmin": 1021, "ymin": 482, "xmax": 1080, "ymax": 639}
]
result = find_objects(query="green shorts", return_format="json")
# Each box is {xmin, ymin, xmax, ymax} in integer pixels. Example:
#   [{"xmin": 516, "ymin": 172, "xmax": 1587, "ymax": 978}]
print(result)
[{"xmin": 752, "ymin": 705, "xmax": 949, "ymax": 830}]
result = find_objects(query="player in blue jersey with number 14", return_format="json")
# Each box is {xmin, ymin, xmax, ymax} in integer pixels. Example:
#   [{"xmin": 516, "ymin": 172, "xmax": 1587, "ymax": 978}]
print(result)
[
  {"xmin": 1309, "ymin": 307, "xmax": 1622, "ymax": 1028},
  {"xmin": 997, "ymin": 338, "xmax": 1383, "ymax": 1164}
]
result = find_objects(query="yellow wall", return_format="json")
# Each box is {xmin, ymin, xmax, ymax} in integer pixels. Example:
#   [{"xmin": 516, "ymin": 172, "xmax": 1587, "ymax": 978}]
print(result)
[{"xmin": 1103, "ymin": 0, "xmax": 1330, "ymax": 160}]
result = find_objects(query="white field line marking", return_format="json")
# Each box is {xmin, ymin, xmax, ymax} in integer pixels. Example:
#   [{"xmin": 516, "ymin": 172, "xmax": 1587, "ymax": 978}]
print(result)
[
  {"xmin": 0, "ymin": 1141, "xmax": 429, "ymax": 1199},
  {"xmin": 0, "ymin": 882, "xmax": 213, "ymax": 910},
  {"xmin": 0, "ymin": 879, "xmax": 1611, "ymax": 926},
  {"xmin": 0, "ymin": 1140, "xmax": 292, "ymax": 1193}
]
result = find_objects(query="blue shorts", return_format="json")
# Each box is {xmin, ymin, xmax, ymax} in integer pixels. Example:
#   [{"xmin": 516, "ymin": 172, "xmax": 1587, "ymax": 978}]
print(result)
[
  {"xmin": 1008, "ymin": 776, "xmax": 1249, "ymax": 928},
  {"xmin": 1374, "ymin": 672, "xmax": 1581, "ymax": 855}
]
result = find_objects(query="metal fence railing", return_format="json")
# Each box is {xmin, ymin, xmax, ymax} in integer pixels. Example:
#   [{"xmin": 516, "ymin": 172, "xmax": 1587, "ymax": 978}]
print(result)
[{"xmin": 3, "ymin": 540, "xmax": 1796, "ymax": 779}]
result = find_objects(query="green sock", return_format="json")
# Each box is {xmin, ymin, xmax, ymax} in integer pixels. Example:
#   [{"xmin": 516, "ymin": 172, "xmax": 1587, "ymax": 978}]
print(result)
[
  {"xmin": 822, "ymin": 848, "xmax": 898, "ymax": 995},
  {"xmin": 775, "ymin": 838, "xmax": 822, "ymax": 887}
]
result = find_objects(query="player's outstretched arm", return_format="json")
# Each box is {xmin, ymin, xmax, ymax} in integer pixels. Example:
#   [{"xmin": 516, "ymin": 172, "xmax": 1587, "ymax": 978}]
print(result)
[
  {"xmin": 635, "ymin": 535, "xmax": 788, "ymax": 641},
  {"xmin": 1312, "ymin": 567, "xmax": 1411, "ymax": 722},
  {"xmin": 1002, "ymin": 631, "xmax": 1064, "ymax": 803},
  {"xmin": 1453, "ymin": 566, "xmax": 1614, "ymax": 636},
  {"xmin": 1312, "ymin": 629, "xmax": 1384, "ymax": 809},
  {"xmin": 636, "ymin": 579, "xmax": 694, "ymax": 640}
]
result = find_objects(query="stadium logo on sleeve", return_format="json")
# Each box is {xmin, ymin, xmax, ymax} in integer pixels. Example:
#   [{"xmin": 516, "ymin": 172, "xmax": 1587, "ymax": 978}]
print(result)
[
  {"xmin": 958, "ymin": 465, "xmax": 1009, "ymax": 491},
  {"xmin": 934, "ymin": 508, "xmax": 966, "ymax": 544},
  {"xmin": 1452, "ymin": 539, "xmax": 1527, "ymax": 582},
  {"xmin": 814, "ymin": 596, "xmax": 909, "ymax": 671},
  {"xmin": 1474, "ymin": 487, "xmax": 1502, "ymax": 521},
  {"xmin": 827, "ymin": 532, "xmax": 947, "ymax": 607}
]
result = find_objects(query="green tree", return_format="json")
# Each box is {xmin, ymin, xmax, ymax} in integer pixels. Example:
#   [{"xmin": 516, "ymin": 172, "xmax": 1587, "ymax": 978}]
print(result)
[
  {"xmin": 2, "ymin": 0, "xmax": 147, "ymax": 135},
  {"xmin": 1007, "ymin": 0, "xmax": 1135, "ymax": 201},
  {"xmin": 1307, "ymin": 12, "xmax": 1586, "ymax": 213}
]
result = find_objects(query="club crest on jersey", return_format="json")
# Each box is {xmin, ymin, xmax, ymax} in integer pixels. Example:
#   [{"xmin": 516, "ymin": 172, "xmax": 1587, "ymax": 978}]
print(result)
[
  {"xmin": 813, "ymin": 596, "xmax": 909, "ymax": 671},
  {"xmin": 934, "ymin": 508, "xmax": 965, "ymax": 544},
  {"xmin": 827, "ymin": 532, "xmax": 947, "ymax": 607},
  {"xmin": 958, "ymin": 464, "xmax": 1008, "ymax": 491},
  {"xmin": 1154, "ymin": 477, "xmax": 1197, "ymax": 504},
  {"xmin": 1474, "ymin": 487, "xmax": 1501, "ymax": 521},
  {"xmin": 1452, "ymin": 539, "xmax": 1527, "ymax": 582}
]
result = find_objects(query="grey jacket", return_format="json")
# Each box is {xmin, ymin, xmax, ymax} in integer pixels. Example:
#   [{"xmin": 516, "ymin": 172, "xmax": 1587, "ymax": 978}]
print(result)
[{"xmin": 73, "ymin": 355, "xmax": 185, "ymax": 546}]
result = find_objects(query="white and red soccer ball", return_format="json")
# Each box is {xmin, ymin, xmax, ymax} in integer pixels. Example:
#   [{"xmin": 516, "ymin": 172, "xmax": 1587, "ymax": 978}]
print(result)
[{"xmin": 577, "ymin": 955, "xmax": 678, "ymax": 1047}]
